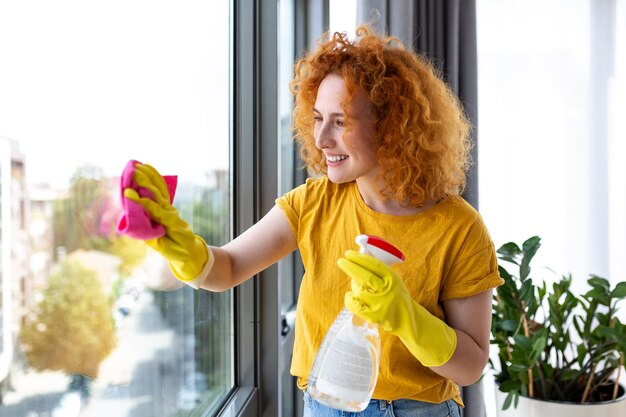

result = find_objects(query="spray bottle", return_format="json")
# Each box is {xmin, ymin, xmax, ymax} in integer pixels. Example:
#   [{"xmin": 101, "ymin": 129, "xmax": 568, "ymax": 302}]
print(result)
[{"xmin": 307, "ymin": 234, "xmax": 405, "ymax": 411}]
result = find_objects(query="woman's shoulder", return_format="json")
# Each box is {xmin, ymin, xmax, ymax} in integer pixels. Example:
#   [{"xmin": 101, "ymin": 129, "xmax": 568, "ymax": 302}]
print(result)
[
  {"xmin": 280, "ymin": 176, "xmax": 349, "ymax": 208},
  {"xmin": 303, "ymin": 175, "xmax": 335, "ymax": 188},
  {"xmin": 300, "ymin": 175, "xmax": 348, "ymax": 196},
  {"xmin": 437, "ymin": 195, "xmax": 476, "ymax": 212},
  {"xmin": 435, "ymin": 195, "xmax": 483, "ymax": 224}
]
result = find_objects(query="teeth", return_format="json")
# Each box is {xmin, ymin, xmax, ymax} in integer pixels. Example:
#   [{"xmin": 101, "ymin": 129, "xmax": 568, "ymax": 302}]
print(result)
[{"xmin": 327, "ymin": 155, "xmax": 348, "ymax": 162}]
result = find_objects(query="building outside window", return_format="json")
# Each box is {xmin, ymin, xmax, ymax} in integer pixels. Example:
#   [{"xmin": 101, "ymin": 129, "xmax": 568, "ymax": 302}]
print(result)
[{"xmin": 0, "ymin": 2, "xmax": 233, "ymax": 416}]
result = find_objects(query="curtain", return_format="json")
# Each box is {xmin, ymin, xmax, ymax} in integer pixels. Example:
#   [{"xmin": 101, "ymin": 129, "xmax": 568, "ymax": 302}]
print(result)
[
  {"xmin": 357, "ymin": 0, "xmax": 479, "ymax": 208},
  {"xmin": 356, "ymin": 1, "xmax": 483, "ymax": 416}
]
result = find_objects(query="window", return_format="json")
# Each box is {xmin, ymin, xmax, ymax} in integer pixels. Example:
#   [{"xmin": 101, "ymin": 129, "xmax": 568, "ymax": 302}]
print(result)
[
  {"xmin": 0, "ymin": 140, "xmax": 7, "ymax": 378},
  {"xmin": 0, "ymin": 1, "xmax": 232, "ymax": 416},
  {"xmin": 477, "ymin": 1, "xmax": 626, "ymax": 415},
  {"xmin": 477, "ymin": 0, "xmax": 626, "ymax": 286},
  {"xmin": 329, "ymin": 0, "xmax": 357, "ymax": 36},
  {"xmin": 279, "ymin": 0, "xmax": 297, "ymax": 314}
]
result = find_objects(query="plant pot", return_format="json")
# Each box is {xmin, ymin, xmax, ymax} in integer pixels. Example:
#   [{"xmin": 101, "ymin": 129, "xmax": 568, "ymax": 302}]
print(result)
[{"xmin": 494, "ymin": 385, "xmax": 626, "ymax": 417}]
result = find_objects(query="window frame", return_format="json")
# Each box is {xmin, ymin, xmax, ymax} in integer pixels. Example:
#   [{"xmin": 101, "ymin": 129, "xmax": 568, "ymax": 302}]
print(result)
[{"xmin": 211, "ymin": 1, "xmax": 329, "ymax": 416}]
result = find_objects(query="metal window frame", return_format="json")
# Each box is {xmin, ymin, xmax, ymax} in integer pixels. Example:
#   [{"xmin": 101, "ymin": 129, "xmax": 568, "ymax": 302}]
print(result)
[
  {"xmin": 210, "ymin": 1, "xmax": 329, "ymax": 416},
  {"xmin": 210, "ymin": 0, "xmax": 280, "ymax": 415},
  {"xmin": 206, "ymin": 0, "xmax": 259, "ymax": 415}
]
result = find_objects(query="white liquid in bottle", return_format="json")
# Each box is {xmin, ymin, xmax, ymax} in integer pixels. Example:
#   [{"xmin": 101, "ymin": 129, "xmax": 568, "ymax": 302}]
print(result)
[{"xmin": 308, "ymin": 234, "xmax": 405, "ymax": 412}]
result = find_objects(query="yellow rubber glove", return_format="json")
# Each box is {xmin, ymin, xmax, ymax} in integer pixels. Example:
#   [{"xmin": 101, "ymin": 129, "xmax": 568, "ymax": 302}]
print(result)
[
  {"xmin": 123, "ymin": 163, "xmax": 213, "ymax": 288},
  {"xmin": 338, "ymin": 250, "xmax": 457, "ymax": 367}
]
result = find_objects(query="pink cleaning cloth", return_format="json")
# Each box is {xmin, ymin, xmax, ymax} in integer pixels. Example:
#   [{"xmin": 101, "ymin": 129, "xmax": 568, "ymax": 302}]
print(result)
[{"xmin": 116, "ymin": 159, "xmax": 178, "ymax": 240}]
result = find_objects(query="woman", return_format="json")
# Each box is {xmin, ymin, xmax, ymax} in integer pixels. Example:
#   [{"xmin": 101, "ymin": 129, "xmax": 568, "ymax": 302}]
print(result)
[{"xmin": 124, "ymin": 26, "xmax": 503, "ymax": 417}]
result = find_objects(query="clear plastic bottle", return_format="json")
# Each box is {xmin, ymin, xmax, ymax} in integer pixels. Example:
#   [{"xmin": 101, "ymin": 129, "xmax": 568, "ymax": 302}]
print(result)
[{"xmin": 308, "ymin": 234, "xmax": 405, "ymax": 412}]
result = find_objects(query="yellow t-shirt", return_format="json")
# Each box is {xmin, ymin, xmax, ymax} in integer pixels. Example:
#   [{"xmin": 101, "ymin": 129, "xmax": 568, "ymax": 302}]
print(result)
[{"xmin": 275, "ymin": 176, "xmax": 503, "ymax": 404}]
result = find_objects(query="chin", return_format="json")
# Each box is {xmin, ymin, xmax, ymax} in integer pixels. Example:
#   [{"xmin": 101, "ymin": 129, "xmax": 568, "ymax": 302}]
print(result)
[
  {"xmin": 326, "ymin": 165, "xmax": 361, "ymax": 184},
  {"xmin": 326, "ymin": 174, "xmax": 353, "ymax": 184}
]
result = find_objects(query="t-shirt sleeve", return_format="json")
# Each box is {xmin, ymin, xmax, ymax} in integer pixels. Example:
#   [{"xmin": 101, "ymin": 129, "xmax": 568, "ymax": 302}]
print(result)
[
  {"xmin": 440, "ymin": 217, "xmax": 504, "ymax": 300},
  {"xmin": 275, "ymin": 182, "xmax": 306, "ymax": 240}
]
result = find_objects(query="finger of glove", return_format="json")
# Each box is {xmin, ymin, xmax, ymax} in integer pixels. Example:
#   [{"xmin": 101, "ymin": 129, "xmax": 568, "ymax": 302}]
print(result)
[
  {"xmin": 131, "ymin": 172, "xmax": 169, "ymax": 208},
  {"xmin": 348, "ymin": 282, "xmax": 385, "ymax": 309},
  {"xmin": 349, "ymin": 275, "xmax": 381, "ymax": 304},
  {"xmin": 344, "ymin": 291, "xmax": 370, "ymax": 315},
  {"xmin": 337, "ymin": 256, "xmax": 386, "ymax": 293},
  {"xmin": 125, "ymin": 187, "xmax": 185, "ymax": 230},
  {"xmin": 344, "ymin": 250, "xmax": 395, "ymax": 280},
  {"xmin": 123, "ymin": 188, "xmax": 141, "ymax": 203},
  {"xmin": 350, "ymin": 276, "xmax": 366, "ymax": 296},
  {"xmin": 133, "ymin": 164, "xmax": 170, "ymax": 205},
  {"xmin": 123, "ymin": 188, "xmax": 170, "ymax": 224},
  {"xmin": 346, "ymin": 290, "xmax": 399, "ymax": 332},
  {"xmin": 139, "ymin": 163, "xmax": 169, "ymax": 192}
]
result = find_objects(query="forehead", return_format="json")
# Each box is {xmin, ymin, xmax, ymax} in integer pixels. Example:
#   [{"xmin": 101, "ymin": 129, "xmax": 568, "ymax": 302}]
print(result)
[
  {"xmin": 315, "ymin": 74, "xmax": 371, "ymax": 115},
  {"xmin": 315, "ymin": 74, "xmax": 347, "ymax": 105}
]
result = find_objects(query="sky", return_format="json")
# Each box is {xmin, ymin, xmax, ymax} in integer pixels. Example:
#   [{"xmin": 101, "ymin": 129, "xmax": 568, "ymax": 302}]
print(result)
[
  {"xmin": 0, "ymin": 1, "xmax": 229, "ymax": 188},
  {"xmin": 0, "ymin": 0, "xmax": 362, "ymax": 189}
]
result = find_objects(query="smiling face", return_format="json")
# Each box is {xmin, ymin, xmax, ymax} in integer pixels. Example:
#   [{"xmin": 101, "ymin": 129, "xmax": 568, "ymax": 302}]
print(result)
[{"xmin": 313, "ymin": 74, "xmax": 380, "ymax": 187}]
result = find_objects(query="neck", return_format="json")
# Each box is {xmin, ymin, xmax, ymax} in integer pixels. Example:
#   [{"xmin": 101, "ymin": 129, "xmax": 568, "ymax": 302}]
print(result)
[{"xmin": 355, "ymin": 179, "xmax": 436, "ymax": 216}]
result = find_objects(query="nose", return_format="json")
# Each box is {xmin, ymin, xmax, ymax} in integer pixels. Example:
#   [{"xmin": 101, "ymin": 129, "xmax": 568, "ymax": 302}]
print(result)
[{"xmin": 314, "ymin": 120, "xmax": 334, "ymax": 149}]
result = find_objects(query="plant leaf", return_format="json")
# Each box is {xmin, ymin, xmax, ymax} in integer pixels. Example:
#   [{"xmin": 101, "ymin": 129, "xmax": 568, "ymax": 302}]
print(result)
[
  {"xmin": 560, "ymin": 368, "xmax": 580, "ymax": 381},
  {"xmin": 497, "ymin": 242, "xmax": 522, "ymax": 265},
  {"xmin": 587, "ymin": 276, "xmax": 610, "ymax": 292},
  {"xmin": 577, "ymin": 344, "xmax": 587, "ymax": 367},
  {"xmin": 502, "ymin": 392, "xmax": 514, "ymax": 410},
  {"xmin": 498, "ymin": 265, "xmax": 513, "ymax": 282},
  {"xmin": 500, "ymin": 319, "xmax": 519, "ymax": 332},
  {"xmin": 513, "ymin": 334, "xmax": 533, "ymax": 351},
  {"xmin": 500, "ymin": 379, "xmax": 521, "ymax": 392},
  {"xmin": 519, "ymin": 279, "xmax": 535, "ymax": 306},
  {"xmin": 520, "ymin": 236, "xmax": 541, "ymax": 280},
  {"xmin": 611, "ymin": 282, "xmax": 626, "ymax": 299}
]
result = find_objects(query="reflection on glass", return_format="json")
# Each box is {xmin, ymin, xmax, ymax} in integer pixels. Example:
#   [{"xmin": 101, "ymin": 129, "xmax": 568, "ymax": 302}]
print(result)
[
  {"xmin": 0, "ymin": 1, "xmax": 232, "ymax": 416},
  {"xmin": 1, "ymin": 160, "xmax": 232, "ymax": 417},
  {"xmin": 278, "ymin": 0, "xmax": 296, "ymax": 314},
  {"xmin": 0, "ymin": 140, "xmax": 9, "ymax": 406},
  {"xmin": 277, "ymin": 2, "xmax": 300, "ymax": 415}
]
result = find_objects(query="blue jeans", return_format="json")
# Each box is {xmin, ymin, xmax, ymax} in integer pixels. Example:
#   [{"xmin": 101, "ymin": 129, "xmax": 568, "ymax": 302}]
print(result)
[{"xmin": 303, "ymin": 390, "xmax": 462, "ymax": 417}]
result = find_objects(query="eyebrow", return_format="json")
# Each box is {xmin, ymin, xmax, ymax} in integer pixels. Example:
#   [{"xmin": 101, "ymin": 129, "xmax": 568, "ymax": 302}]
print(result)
[{"xmin": 313, "ymin": 107, "xmax": 345, "ymax": 118}]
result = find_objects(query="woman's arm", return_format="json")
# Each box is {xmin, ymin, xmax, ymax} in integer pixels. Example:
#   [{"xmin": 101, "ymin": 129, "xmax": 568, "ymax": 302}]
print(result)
[
  {"xmin": 201, "ymin": 204, "xmax": 298, "ymax": 292},
  {"xmin": 431, "ymin": 289, "xmax": 493, "ymax": 386}
]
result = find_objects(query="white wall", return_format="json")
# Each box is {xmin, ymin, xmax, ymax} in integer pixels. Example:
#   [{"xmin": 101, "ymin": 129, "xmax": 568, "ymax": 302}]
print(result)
[
  {"xmin": 477, "ymin": 0, "xmax": 626, "ymax": 292},
  {"xmin": 477, "ymin": 1, "xmax": 626, "ymax": 416}
]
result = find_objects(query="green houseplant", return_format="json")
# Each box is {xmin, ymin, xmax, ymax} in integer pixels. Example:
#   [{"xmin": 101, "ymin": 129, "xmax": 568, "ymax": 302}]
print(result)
[{"xmin": 491, "ymin": 236, "xmax": 626, "ymax": 411}]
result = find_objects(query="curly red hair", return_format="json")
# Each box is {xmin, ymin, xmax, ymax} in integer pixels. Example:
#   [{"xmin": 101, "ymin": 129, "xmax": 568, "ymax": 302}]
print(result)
[{"xmin": 290, "ymin": 26, "xmax": 472, "ymax": 207}]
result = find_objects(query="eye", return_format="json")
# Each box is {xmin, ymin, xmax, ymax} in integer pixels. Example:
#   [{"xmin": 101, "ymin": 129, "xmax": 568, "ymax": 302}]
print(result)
[
  {"xmin": 335, "ymin": 119, "xmax": 345, "ymax": 127},
  {"xmin": 313, "ymin": 115, "xmax": 323, "ymax": 122}
]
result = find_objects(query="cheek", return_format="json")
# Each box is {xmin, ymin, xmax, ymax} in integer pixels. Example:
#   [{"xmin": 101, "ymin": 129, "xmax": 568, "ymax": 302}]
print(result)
[
  {"xmin": 343, "ymin": 127, "xmax": 377, "ymax": 151},
  {"xmin": 342, "ymin": 127, "xmax": 366, "ymax": 148},
  {"xmin": 342, "ymin": 131, "xmax": 356, "ymax": 148}
]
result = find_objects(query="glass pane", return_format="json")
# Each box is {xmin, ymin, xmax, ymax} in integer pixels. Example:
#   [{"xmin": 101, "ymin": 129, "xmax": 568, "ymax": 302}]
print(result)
[
  {"xmin": 278, "ymin": 0, "xmax": 296, "ymax": 312},
  {"xmin": 330, "ymin": 0, "xmax": 357, "ymax": 36},
  {"xmin": 0, "ymin": 140, "xmax": 9, "ymax": 396},
  {"xmin": 0, "ymin": 1, "xmax": 233, "ymax": 416},
  {"xmin": 477, "ymin": 2, "xmax": 626, "ymax": 413},
  {"xmin": 477, "ymin": 0, "xmax": 626, "ymax": 281}
]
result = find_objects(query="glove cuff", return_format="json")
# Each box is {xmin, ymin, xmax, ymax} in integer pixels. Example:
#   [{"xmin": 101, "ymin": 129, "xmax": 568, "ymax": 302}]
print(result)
[
  {"xmin": 168, "ymin": 238, "xmax": 214, "ymax": 289},
  {"xmin": 397, "ymin": 301, "xmax": 458, "ymax": 367},
  {"xmin": 403, "ymin": 324, "xmax": 457, "ymax": 367}
]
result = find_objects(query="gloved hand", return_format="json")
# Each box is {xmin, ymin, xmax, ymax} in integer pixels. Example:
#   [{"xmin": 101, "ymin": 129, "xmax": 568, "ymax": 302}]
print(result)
[
  {"xmin": 338, "ymin": 250, "xmax": 457, "ymax": 367},
  {"xmin": 123, "ymin": 163, "xmax": 213, "ymax": 288}
]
